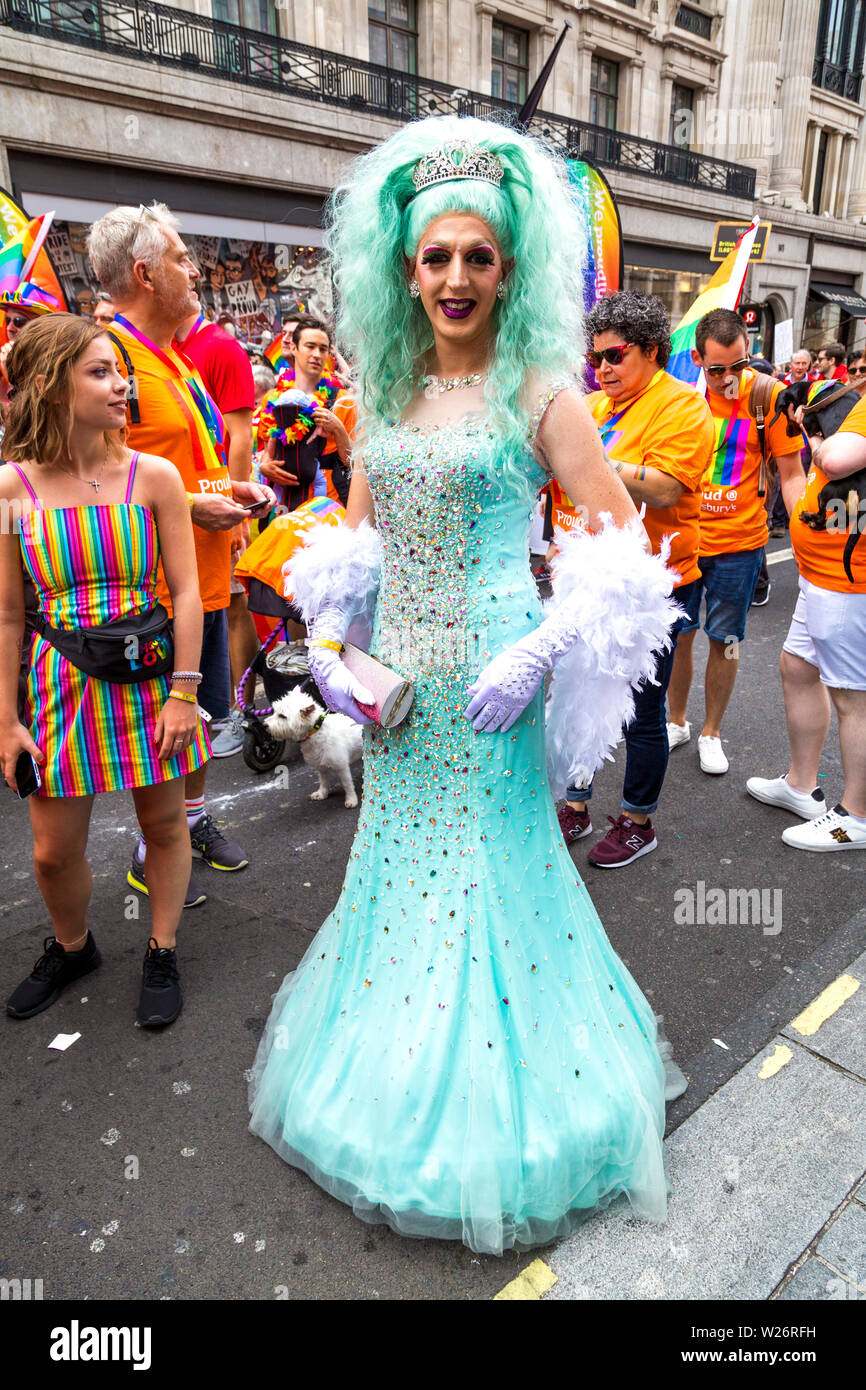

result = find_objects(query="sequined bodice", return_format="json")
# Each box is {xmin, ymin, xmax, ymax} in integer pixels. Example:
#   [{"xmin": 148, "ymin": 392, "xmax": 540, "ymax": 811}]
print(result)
[{"xmin": 364, "ymin": 415, "xmax": 546, "ymax": 681}]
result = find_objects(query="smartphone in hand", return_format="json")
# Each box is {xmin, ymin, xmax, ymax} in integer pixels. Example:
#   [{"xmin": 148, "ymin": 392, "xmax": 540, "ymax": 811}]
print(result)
[{"xmin": 15, "ymin": 750, "xmax": 41, "ymax": 799}]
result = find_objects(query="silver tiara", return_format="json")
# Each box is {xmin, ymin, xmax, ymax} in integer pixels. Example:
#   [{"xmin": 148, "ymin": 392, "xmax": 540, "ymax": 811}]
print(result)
[{"xmin": 411, "ymin": 142, "xmax": 505, "ymax": 195}]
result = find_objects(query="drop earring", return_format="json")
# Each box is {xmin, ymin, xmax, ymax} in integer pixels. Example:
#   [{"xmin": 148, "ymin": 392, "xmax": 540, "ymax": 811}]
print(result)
[
  {"xmin": 496, "ymin": 280, "xmax": 507, "ymax": 300},
  {"xmin": 409, "ymin": 279, "xmax": 421, "ymax": 299}
]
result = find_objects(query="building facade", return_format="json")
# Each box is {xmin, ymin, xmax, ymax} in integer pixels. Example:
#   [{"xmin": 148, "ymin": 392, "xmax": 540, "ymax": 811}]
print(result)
[{"xmin": 1, "ymin": 0, "xmax": 865, "ymax": 351}]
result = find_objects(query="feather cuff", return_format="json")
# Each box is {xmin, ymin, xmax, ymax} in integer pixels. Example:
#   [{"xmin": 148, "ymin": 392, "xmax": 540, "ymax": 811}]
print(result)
[
  {"xmin": 283, "ymin": 521, "xmax": 381, "ymax": 648},
  {"xmin": 545, "ymin": 517, "xmax": 682, "ymax": 798}
]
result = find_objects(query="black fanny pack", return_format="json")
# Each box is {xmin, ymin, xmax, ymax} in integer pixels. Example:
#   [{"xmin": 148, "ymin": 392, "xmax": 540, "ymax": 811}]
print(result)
[{"xmin": 34, "ymin": 604, "xmax": 174, "ymax": 684}]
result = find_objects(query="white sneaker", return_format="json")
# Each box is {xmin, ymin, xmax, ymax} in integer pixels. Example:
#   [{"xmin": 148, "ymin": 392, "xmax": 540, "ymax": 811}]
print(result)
[
  {"xmin": 666, "ymin": 720, "xmax": 691, "ymax": 750},
  {"xmin": 746, "ymin": 774, "xmax": 827, "ymax": 820},
  {"xmin": 782, "ymin": 805, "xmax": 866, "ymax": 852},
  {"xmin": 698, "ymin": 735, "xmax": 728, "ymax": 775}
]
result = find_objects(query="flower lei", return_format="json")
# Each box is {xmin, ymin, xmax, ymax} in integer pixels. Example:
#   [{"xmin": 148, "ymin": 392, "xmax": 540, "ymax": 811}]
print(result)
[{"xmin": 260, "ymin": 358, "xmax": 341, "ymax": 448}]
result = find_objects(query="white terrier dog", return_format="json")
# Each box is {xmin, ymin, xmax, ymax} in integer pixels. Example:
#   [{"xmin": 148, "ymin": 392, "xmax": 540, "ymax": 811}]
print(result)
[{"xmin": 267, "ymin": 686, "xmax": 363, "ymax": 808}]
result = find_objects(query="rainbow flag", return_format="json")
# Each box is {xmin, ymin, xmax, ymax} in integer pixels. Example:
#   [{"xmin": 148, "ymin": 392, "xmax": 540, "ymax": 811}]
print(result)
[
  {"xmin": 667, "ymin": 218, "xmax": 760, "ymax": 386},
  {"xmin": 0, "ymin": 203, "xmax": 66, "ymax": 314},
  {"xmin": 0, "ymin": 215, "xmax": 56, "ymax": 297},
  {"xmin": 264, "ymin": 332, "xmax": 289, "ymax": 372},
  {"xmin": 566, "ymin": 158, "xmax": 623, "ymax": 313}
]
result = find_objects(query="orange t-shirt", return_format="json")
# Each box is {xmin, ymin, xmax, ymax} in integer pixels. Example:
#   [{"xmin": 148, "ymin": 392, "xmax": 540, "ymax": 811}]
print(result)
[
  {"xmin": 586, "ymin": 371, "xmax": 713, "ymax": 587},
  {"xmin": 700, "ymin": 370, "xmax": 803, "ymax": 557},
  {"xmin": 110, "ymin": 320, "xmax": 232, "ymax": 612},
  {"xmin": 789, "ymin": 394, "xmax": 866, "ymax": 593}
]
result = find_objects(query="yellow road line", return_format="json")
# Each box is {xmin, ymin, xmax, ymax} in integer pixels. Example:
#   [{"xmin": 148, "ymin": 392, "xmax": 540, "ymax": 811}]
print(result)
[
  {"xmin": 790, "ymin": 973, "xmax": 860, "ymax": 1037},
  {"xmin": 494, "ymin": 1257, "xmax": 558, "ymax": 1300},
  {"xmin": 758, "ymin": 1043, "xmax": 793, "ymax": 1079}
]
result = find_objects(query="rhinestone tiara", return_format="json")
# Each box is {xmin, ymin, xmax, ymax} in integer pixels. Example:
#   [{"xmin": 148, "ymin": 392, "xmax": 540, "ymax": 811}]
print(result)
[{"xmin": 411, "ymin": 142, "xmax": 505, "ymax": 196}]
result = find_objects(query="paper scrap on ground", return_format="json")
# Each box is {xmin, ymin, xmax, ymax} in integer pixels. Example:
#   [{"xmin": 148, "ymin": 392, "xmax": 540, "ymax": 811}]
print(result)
[{"xmin": 48, "ymin": 1032, "xmax": 81, "ymax": 1051}]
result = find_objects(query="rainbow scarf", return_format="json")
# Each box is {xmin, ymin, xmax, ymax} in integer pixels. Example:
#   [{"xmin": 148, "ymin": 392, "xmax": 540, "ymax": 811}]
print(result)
[{"xmin": 667, "ymin": 219, "xmax": 760, "ymax": 386}]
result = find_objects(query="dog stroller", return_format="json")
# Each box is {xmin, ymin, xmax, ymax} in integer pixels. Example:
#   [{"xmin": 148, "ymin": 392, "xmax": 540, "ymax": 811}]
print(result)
[
  {"xmin": 236, "ymin": 627, "xmax": 318, "ymax": 772},
  {"xmin": 233, "ymin": 496, "xmax": 345, "ymax": 772}
]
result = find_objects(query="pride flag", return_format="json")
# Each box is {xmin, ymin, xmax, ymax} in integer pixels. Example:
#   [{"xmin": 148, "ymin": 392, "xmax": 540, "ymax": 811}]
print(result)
[
  {"xmin": 667, "ymin": 218, "xmax": 760, "ymax": 385},
  {"xmin": 565, "ymin": 158, "xmax": 623, "ymax": 313},
  {"xmin": 0, "ymin": 197, "xmax": 66, "ymax": 315},
  {"xmin": 264, "ymin": 332, "xmax": 289, "ymax": 372}
]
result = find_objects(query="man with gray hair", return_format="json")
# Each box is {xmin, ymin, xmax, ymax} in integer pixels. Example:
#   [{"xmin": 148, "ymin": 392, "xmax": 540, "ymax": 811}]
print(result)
[{"xmin": 87, "ymin": 202, "xmax": 275, "ymax": 903}]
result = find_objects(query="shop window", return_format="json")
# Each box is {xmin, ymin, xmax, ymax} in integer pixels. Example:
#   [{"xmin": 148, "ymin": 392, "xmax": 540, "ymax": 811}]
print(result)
[
  {"xmin": 623, "ymin": 266, "xmax": 712, "ymax": 324},
  {"xmin": 669, "ymin": 84, "xmax": 694, "ymax": 149},
  {"xmin": 491, "ymin": 21, "xmax": 529, "ymax": 103},
  {"xmin": 369, "ymin": 0, "xmax": 419, "ymax": 74},
  {"xmin": 590, "ymin": 57, "xmax": 619, "ymax": 130}
]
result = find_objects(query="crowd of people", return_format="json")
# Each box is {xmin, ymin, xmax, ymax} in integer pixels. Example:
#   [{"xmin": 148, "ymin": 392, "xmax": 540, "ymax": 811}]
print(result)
[{"xmin": 1, "ymin": 115, "xmax": 865, "ymax": 1254}]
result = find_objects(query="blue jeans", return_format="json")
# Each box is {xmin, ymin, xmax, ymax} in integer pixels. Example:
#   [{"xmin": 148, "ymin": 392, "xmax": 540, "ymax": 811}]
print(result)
[
  {"xmin": 197, "ymin": 607, "xmax": 231, "ymax": 723},
  {"xmin": 566, "ymin": 578, "xmax": 698, "ymax": 817},
  {"xmin": 678, "ymin": 547, "xmax": 764, "ymax": 644}
]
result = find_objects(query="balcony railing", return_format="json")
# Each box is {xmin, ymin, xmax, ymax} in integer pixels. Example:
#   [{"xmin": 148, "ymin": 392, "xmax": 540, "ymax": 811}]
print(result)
[
  {"xmin": 0, "ymin": 0, "xmax": 755, "ymax": 199},
  {"xmin": 674, "ymin": 5, "xmax": 713, "ymax": 41},
  {"xmin": 813, "ymin": 56, "xmax": 864, "ymax": 102}
]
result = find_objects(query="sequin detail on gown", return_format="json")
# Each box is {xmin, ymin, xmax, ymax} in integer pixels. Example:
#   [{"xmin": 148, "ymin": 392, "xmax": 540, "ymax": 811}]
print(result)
[{"xmin": 249, "ymin": 412, "xmax": 669, "ymax": 1255}]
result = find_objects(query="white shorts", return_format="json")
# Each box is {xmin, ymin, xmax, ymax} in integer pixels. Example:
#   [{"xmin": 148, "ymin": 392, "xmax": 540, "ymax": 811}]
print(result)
[{"xmin": 783, "ymin": 577, "xmax": 866, "ymax": 690}]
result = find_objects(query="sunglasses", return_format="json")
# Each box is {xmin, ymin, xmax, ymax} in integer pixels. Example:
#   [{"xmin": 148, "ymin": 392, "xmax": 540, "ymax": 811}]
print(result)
[
  {"xmin": 704, "ymin": 357, "xmax": 750, "ymax": 377},
  {"xmin": 585, "ymin": 343, "xmax": 635, "ymax": 368},
  {"xmin": 5, "ymin": 314, "xmax": 29, "ymax": 330},
  {"xmin": 849, "ymin": 366, "xmax": 866, "ymax": 377}
]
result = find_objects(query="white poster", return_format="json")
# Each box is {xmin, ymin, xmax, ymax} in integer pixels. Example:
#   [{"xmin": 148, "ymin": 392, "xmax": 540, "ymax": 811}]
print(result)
[
  {"xmin": 224, "ymin": 278, "xmax": 260, "ymax": 316},
  {"xmin": 773, "ymin": 318, "xmax": 793, "ymax": 367}
]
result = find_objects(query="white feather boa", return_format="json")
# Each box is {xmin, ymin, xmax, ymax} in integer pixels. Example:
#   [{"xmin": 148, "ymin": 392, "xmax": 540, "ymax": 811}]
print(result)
[
  {"xmin": 545, "ymin": 517, "xmax": 683, "ymax": 799},
  {"xmin": 282, "ymin": 520, "xmax": 382, "ymax": 650}
]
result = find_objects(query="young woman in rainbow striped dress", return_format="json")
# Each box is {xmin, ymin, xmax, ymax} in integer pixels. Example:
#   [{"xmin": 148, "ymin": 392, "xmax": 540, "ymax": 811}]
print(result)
[{"xmin": 0, "ymin": 314, "xmax": 209, "ymax": 1027}]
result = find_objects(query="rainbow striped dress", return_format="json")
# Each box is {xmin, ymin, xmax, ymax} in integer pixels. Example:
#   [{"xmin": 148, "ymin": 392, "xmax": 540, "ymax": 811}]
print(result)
[{"xmin": 11, "ymin": 454, "xmax": 210, "ymax": 797}]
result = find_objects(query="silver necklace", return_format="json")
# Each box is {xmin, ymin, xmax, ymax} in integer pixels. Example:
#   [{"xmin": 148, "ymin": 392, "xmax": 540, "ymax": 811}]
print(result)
[
  {"xmin": 55, "ymin": 446, "xmax": 109, "ymax": 494},
  {"xmin": 420, "ymin": 371, "xmax": 487, "ymax": 397}
]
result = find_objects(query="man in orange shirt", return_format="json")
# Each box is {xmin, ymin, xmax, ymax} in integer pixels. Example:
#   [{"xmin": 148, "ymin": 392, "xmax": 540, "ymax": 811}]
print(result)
[
  {"xmin": 558, "ymin": 291, "xmax": 714, "ymax": 868},
  {"xmin": 667, "ymin": 309, "xmax": 805, "ymax": 775},
  {"xmin": 747, "ymin": 395, "xmax": 866, "ymax": 850},
  {"xmin": 87, "ymin": 204, "xmax": 275, "ymax": 902}
]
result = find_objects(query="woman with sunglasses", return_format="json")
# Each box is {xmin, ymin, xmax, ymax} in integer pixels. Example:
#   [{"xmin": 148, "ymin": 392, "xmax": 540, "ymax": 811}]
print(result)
[
  {"xmin": 249, "ymin": 118, "xmax": 688, "ymax": 1256},
  {"xmin": 558, "ymin": 291, "xmax": 715, "ymax": 869}
]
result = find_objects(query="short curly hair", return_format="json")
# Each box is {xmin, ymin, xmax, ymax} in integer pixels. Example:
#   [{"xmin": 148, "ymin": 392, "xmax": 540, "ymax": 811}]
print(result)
[{"xmin": 587, "ymin": 291, "xmax": 672, "ymax": 369}]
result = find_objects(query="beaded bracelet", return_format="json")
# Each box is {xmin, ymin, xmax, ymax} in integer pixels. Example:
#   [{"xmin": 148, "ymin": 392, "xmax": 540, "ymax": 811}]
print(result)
[
  {"xmin": 168, "ymin": 689, "xmax": 197, "ymax": 705},
  {"xmin": 172, "ymin": 670, "xmax": 202, "ymax": 683},
  {"xmin": 309, "ymin": 638, "xmax": 344, "ymax": 653}
]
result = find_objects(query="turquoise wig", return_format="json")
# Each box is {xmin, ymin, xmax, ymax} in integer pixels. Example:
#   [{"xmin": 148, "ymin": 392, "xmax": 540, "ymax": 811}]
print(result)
[{"xmin": 327, "ymin": 116, "xmax": 587, "ymax": 496}]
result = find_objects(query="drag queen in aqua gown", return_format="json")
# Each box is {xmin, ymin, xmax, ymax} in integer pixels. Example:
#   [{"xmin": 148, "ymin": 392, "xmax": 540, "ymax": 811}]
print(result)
[{"xmin": 249, "ymin": 116, "xmax": 685, "ymax": 1255}]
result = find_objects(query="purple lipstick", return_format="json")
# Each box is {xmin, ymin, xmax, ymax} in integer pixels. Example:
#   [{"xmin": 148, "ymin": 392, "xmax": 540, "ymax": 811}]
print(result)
[{"xmin": 440, "ymin": 299, "xmax": 475, "ymax": 319}]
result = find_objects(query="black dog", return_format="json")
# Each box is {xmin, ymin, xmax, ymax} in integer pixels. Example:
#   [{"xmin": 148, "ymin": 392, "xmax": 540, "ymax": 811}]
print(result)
[{"xmin": 771, "ymin": 381, "xmax": 864, "ymax": 583}]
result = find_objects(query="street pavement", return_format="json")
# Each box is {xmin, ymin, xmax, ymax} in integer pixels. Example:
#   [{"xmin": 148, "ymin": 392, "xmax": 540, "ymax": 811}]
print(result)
[{"xmin": 1, "ymin": 536, "xmax": 865, "ymax": 1301}]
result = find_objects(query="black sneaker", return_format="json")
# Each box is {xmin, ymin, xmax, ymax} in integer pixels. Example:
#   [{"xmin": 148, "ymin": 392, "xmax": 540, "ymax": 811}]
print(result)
[
  {"xmin": 751, "ymin": 582, "xmax": 771, "ymax": 607},
  {"xmin": 138, "ymin": 938, "xmax": 182, "ymax": 1027},
  {"xmin": 6, "ymin": 932, "xmax": 101, "ymax": 1020},
  {"xmin": 127, "ymin": 856, "xmax": 207, "ymax": 909},
  {"xmin": 190, "ymin": 814, "xmax": 249, "ymax": 871}
]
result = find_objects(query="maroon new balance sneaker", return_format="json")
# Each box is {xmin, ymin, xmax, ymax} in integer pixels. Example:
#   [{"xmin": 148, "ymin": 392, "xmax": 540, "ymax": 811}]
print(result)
[
  {"xmin": 557, "ymin": 802, "xmax": 592, "ymax": 844},
  {"xmin": 588, "ymin": 814, "xmax": 657, "ymax": 869}
]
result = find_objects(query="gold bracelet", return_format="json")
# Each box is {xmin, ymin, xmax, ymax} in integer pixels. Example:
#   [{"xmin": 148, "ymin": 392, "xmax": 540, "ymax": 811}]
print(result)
[
  {"xmin": 186, "ymin": 491, "xmax": 195, "ymax": 511},
  {"xmin": 309, "ymin": 638, "xmax": 344, "ymax": 653},
  {"xmin": 168, "ymin": 689, "xmax": 196, "ymax": 704}
]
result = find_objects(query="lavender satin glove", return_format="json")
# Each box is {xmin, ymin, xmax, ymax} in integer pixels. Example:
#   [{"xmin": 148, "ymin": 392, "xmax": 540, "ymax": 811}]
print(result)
[
  {"xmin": 307, "ymin": 606, "xmax": 375, "ymax": 725},
  {"xmin": 464, "ymin": 640, "xmax": 548, "ymax": 733}
]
